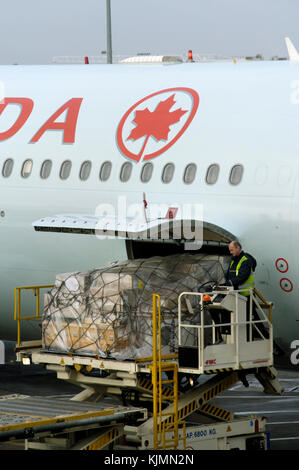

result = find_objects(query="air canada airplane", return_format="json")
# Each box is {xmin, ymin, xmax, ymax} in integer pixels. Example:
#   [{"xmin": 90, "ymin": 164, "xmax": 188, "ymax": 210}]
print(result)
[{"xmin": 0, "ymin": 38, "xmax": 299, "ymax": 366}]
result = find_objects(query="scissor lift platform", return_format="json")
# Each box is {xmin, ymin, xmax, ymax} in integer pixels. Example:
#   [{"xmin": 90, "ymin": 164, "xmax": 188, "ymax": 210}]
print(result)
[{"xmin": 11, "ymin": 285, "xmax": 282, "ymax": 450}]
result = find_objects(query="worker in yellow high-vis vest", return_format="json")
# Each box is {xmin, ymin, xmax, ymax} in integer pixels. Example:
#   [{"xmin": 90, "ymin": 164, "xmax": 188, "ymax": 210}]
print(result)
[
  {"xmin": 226, "ymin": 240, "xmax": 256, "ymax": 296},
  {"xmin": 225, "ymin": 241, "xmax": 269, "ymax": 341}
]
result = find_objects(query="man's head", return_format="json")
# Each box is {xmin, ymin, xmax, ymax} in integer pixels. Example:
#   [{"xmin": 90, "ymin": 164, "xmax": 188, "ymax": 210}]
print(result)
[{"xmin": 229, "ymin": 240, "xmax": 242, "ymax": 257}]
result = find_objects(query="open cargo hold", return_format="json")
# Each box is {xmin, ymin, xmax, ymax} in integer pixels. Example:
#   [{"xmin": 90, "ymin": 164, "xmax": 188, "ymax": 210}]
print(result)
[{"xmin": 42, "ymin": 254, "xmax": 229, "ymax": 360}]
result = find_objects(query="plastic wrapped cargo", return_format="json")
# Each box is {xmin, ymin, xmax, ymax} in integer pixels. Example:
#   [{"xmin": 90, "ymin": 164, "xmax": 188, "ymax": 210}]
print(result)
[{"xmin": 42, "ymin": 253, "xmax": 229, "ymax": 360}]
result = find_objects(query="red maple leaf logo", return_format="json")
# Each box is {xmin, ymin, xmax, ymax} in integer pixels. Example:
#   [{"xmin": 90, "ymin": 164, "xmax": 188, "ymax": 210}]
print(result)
[
  {"xmin": 116, "ymin": 87, "xmax": 199, "ymax": 163},
  {"xmin": 127, "ymin": 94, "xmax": 188, "ymax": 162}
]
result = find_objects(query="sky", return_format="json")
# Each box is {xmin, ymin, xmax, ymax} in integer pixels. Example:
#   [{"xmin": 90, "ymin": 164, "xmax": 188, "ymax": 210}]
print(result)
[{"xmin": 1, "ymin": 0, "xmax": 299, "ymax": 64}]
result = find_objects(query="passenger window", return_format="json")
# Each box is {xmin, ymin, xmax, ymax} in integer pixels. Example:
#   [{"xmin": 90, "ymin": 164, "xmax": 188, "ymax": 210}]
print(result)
[
  {"xmin": 141, "ymin": 162, "xmax": 153, "ymax": 183},
  {"xmin": 99, "ymin": 161, "xmax": 112, "ymax": 181},
  {"xmin": 40, "ymin": 159, "xmax": 52, "ymax": 179},
  {"xmin": 21, "ymin": 159, "xmax": 33, "ymax": 178},
  {"xmin": 206, "ymin": 164, "xmax": 219, "ymax": 185},
  {"xmin": 229, "ymin": 164, "xmax": 243, "ymax": 185},
  {"xmin": 60, "ymin": 160, "xmax": 72, "ymax": 180},
  {"xmin": 183, "ymin": 163, "xmax": 197, "ymax": 184},
  {"xmin": 2, "ymin": 158, "xmax": 14, "ymax": 177},
  {"xmin": 162, "ymin": 163, "xmax": 175, "ymax": 183},
  {"xmin": 120, "ymin": 162, "xmax": 132, "ymax": 182},
  {"xmin": 79, "ymin": 160, "xmax": 92, "ymax": 181}
]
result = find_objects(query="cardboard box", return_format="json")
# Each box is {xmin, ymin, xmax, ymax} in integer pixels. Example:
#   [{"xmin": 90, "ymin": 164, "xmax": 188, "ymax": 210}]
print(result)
[
  {"xmin": 91, "ymin": 273, "xmax": 133, "ymax": 296},
  {"xmin": 55, "ymin": 271, "xmax": 92, "ymax": 293},
  {"xmin": 89, "ymin": 291, "xmax": 124, "ymax": 314},
  {"xmin": 42, "ymin": 319, "xmax": 81, "ymax": 352},
  {"xmin": 76, "ymin": 319, "xmax": 129, "ymax": 355}
]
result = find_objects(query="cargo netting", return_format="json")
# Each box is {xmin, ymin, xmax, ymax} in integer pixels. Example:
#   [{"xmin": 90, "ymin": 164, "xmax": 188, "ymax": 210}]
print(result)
[{"xmin": 42, "ymin": 254, "xmax": 229, "ymax": 360}]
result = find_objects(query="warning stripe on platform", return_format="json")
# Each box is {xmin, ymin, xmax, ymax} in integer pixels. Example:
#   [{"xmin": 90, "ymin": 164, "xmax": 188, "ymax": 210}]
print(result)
[
  {"xmin": 204, "ymin": 368, "xmax": 234, "ymax": 374},
  {"xmin": 199, "ymin": 403, "xmax": 231, "ymax": 421}
]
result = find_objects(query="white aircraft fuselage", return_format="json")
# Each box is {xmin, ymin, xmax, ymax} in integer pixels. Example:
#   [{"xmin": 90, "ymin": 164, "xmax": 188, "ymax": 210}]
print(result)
[{"xmin": 0, "ymin": 61, "xmax": 298, "ymax": 364}]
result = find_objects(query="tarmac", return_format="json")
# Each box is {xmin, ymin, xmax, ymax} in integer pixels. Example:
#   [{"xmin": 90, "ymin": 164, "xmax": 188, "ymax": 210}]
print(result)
[
  {"xmin": 0, "ymin": 363, "xmax": 298, "ymax": 451},
  {"xmin": 213, "ymin": 367, "xmax": 299, "ymax": 451}
]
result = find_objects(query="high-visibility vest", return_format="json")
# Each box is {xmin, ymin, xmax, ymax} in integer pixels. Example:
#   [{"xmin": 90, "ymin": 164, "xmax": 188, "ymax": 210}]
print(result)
[{"xmin": 230, "ymin": 255, "xmax": 255, "ymax": 296}]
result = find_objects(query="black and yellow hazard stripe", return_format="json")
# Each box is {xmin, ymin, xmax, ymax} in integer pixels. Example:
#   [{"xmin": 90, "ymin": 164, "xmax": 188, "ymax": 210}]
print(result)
[
  {"xmin": 156, "ymin": 372, "xmax": 240, "ymax": 425},
  {"xmin": 204, "ymin": 367, "xmax": 234, "ymax": 374},
  {"xmin": 199, "ymin": 403, "xmax": 231, "ymax": 422},
  {"xmin": 162, "ymin": 399, "xmax": 198, "ymax": 426},
  {"xmin": 178, "ymin": 399, "xmax": 198, "ymax": 420},
  {"xmin": 138, "ymin": 377, "xmax": 154, "ymax": 392},
  {"xmin": 137, "ymin": 377, "xmax": 176, "ymax": 399},
  {"xmin": 203, "ymin": 372, "xmax": 239, "ymax": 402},
  {"xmin": 83, "ymin": 427, "xmax": 120, "ymax": 450}
]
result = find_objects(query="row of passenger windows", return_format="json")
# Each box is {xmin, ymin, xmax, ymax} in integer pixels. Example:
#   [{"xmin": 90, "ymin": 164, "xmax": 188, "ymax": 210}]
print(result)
[{"xmin": 1, "ymin": 158, "xmax": 244, "ymax": 186}]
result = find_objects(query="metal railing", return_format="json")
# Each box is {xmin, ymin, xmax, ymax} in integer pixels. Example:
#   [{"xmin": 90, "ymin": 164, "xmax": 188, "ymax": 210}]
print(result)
[
  {"xmin": 151, "ymin": 294, "xmax": 182, "ymax": 450},
  {"xmin": 14, "ymin": 285, "xmax": 54, "ymax": 346},
  {"xmin": 178, "ymin": 288, "xmax": 273, "ymax": 373},
  {"xmin": 137, "ymin": 294, "xmax": 186, "ymax": 449},
  {"xmin": 253, "ymin": 287, "xmax": 273, "ymax": 324}
]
